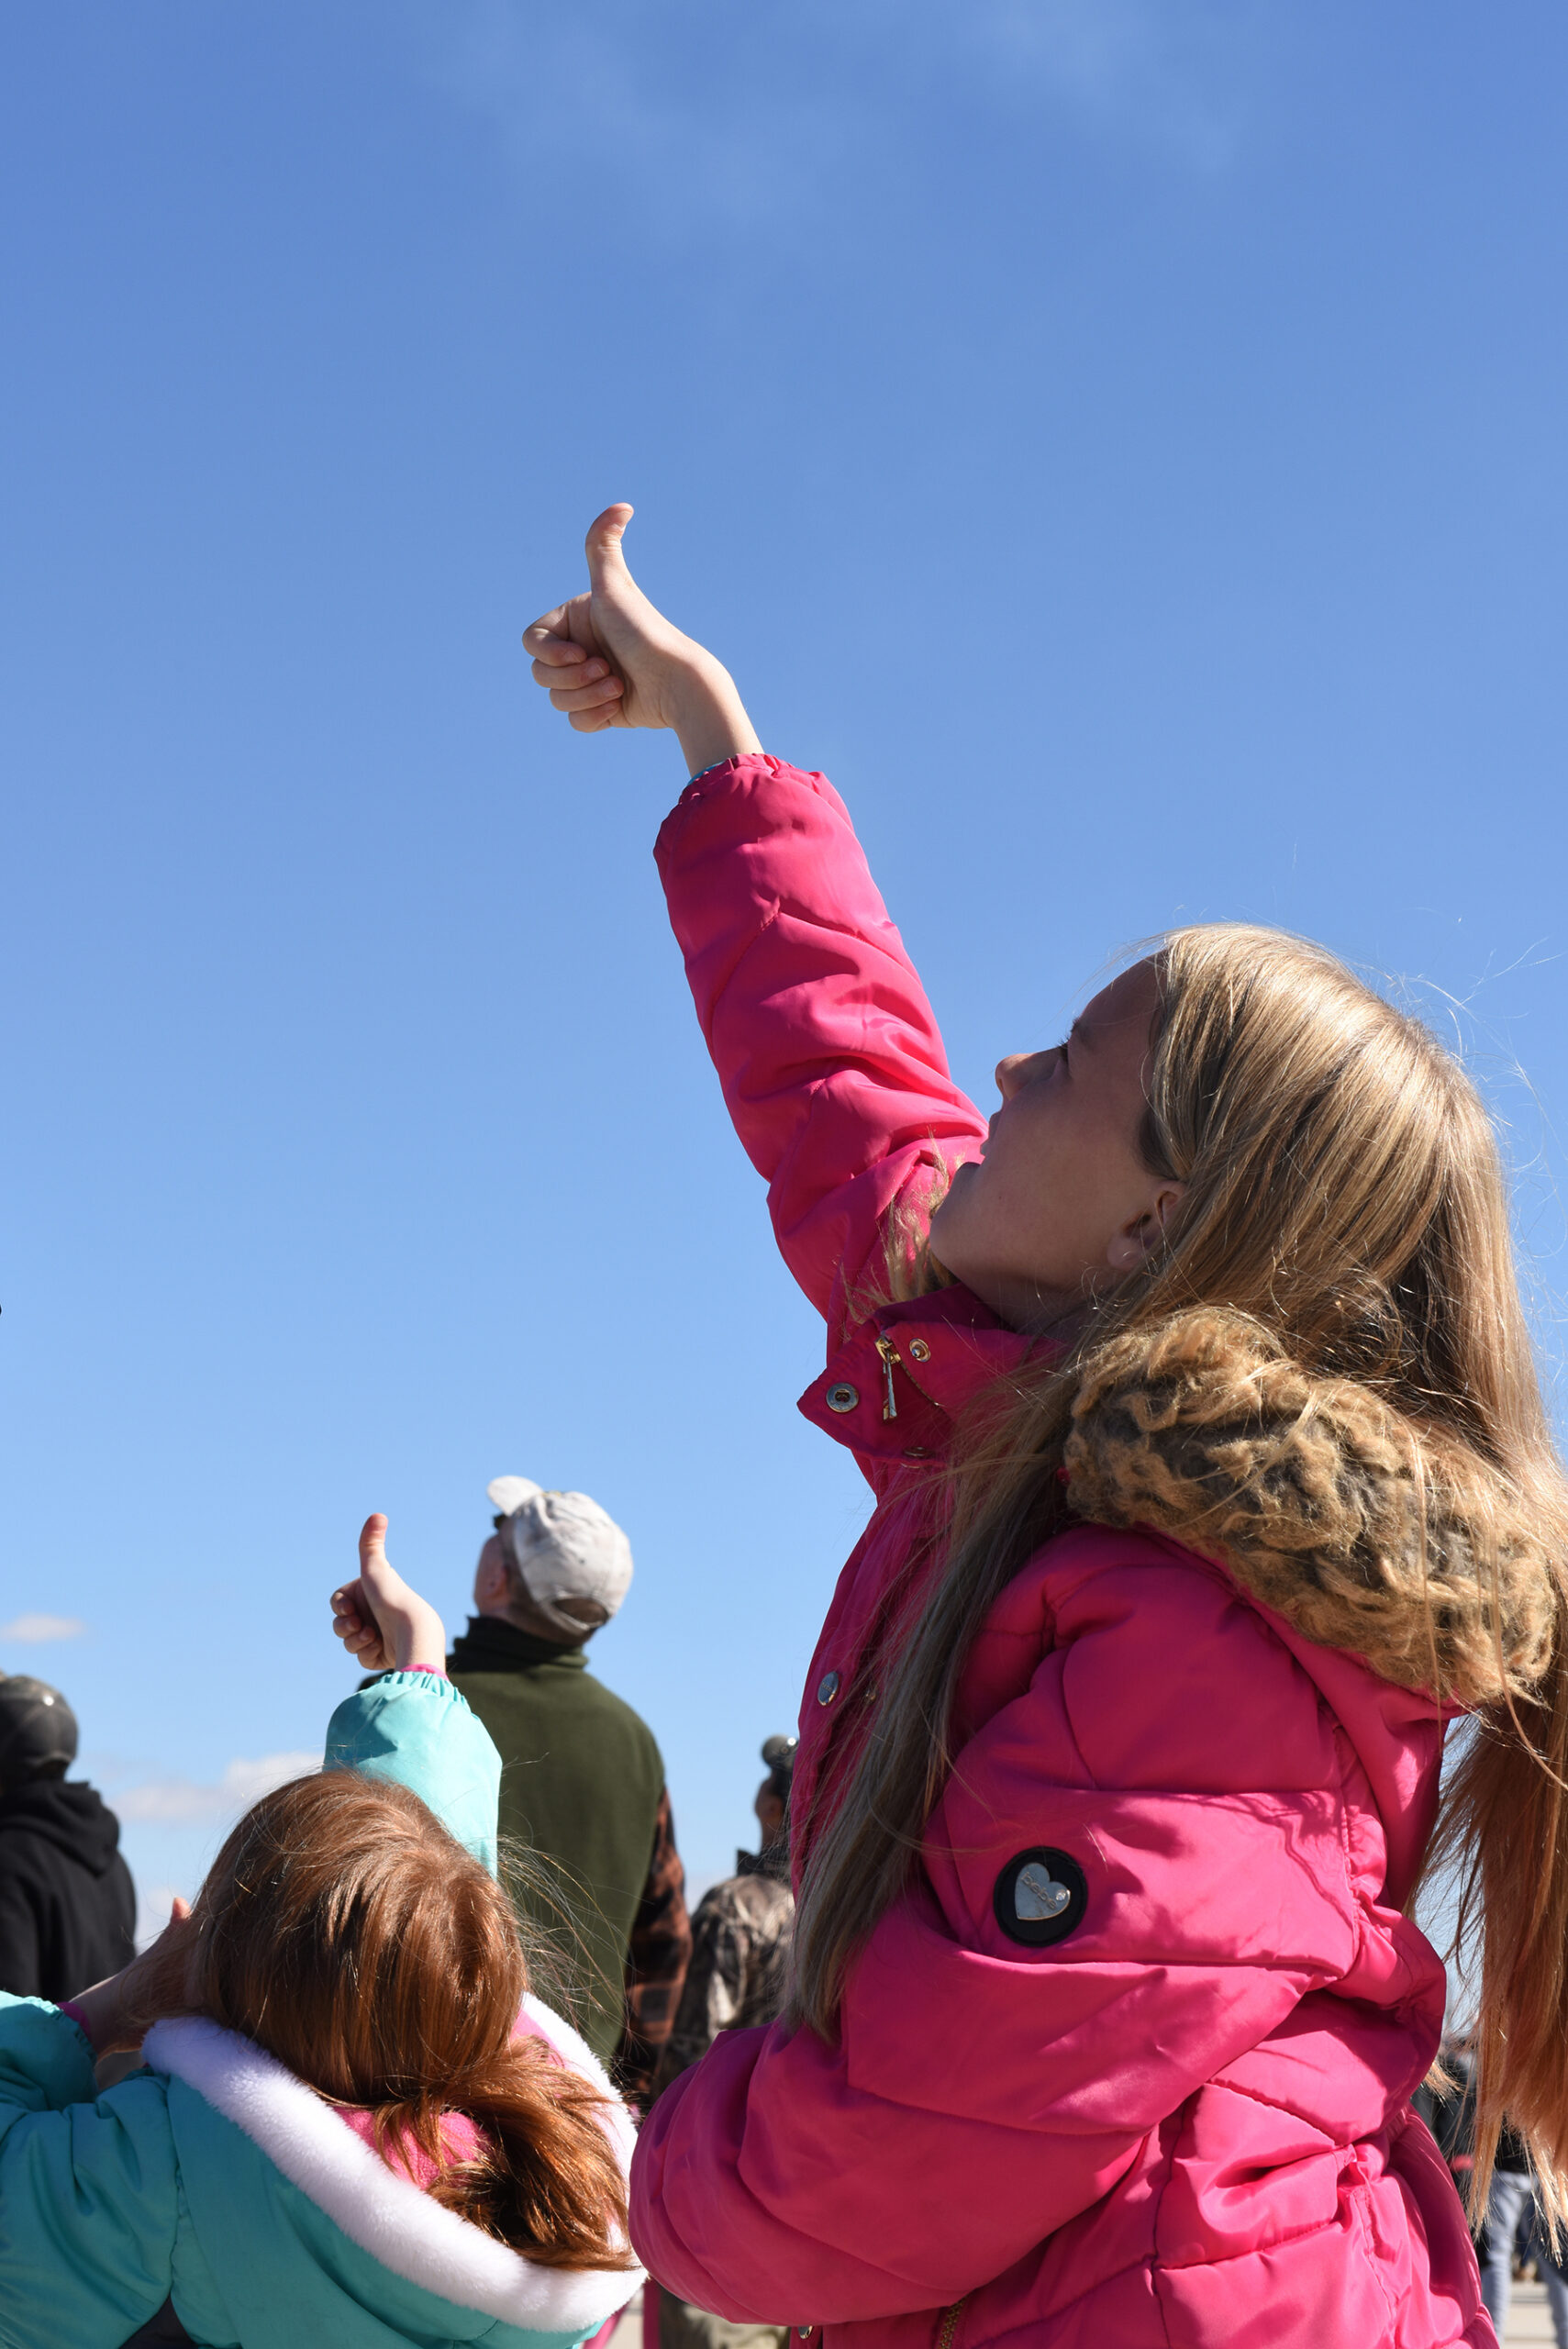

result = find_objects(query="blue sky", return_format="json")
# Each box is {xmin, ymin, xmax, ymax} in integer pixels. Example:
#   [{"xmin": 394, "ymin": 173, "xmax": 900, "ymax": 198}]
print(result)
[{"xmin": 2, "ymin": 2, "xmax": 1565, "ymax": 1931}]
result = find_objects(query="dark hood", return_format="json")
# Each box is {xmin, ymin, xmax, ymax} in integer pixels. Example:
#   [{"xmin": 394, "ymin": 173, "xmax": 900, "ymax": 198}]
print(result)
[{"xmin": 0, "ymin": 1778, "xmax": 125, "ymax": 1875}]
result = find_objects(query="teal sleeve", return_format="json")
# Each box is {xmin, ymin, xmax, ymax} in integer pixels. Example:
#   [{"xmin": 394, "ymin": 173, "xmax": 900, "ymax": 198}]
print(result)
[
  {"xmin": 0, "ymin": 1996, "xmax": 181, "ymax": 2345},
  {"xmin": 0, "ymin": 1992, "xmax": 96, "ymax": 2109},
  {"xmin": 324, "ymin": 1672, "xmax": 501, "ymax": 1874}
]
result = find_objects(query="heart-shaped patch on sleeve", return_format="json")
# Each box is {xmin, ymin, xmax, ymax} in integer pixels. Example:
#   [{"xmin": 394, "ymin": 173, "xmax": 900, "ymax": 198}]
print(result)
[{"xmin": 993, "ymin": 1846, "xmax": 1088, "ymax": 1948}]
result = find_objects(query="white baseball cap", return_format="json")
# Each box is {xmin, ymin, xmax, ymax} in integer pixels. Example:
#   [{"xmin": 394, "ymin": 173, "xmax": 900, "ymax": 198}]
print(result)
[{"xmin": 486, "ymin": 1476, "xmax": 634, "ymax": 1641}]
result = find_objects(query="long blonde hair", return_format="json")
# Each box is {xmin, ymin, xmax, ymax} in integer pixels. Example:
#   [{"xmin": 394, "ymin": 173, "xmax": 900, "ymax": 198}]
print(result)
[{"xmin": 790, "ymin": 921, "xmax": 1568, "ymax": 2225}]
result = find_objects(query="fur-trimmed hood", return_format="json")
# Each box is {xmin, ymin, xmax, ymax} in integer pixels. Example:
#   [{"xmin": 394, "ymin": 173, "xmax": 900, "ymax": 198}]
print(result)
[{"xmin": 1062, "ymin": 1307, "xmax": 1559, "ymax": 1709}]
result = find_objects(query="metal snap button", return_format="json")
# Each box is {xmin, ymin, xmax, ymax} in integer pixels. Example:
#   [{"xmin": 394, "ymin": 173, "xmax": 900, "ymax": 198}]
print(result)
[
  {"xmin": 817, "ymin": 1670, "xmax": 841, "ymax": 1706},
  {"xmin": 825, "ymin": 1383, "xmax": 859, "ymax": 1413},
  {"xmin": 907, "ymin": 1338, "xmax": 931, "ymax": 1362}
]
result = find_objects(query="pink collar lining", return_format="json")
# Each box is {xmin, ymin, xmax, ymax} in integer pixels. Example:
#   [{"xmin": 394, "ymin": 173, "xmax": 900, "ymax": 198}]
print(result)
[
  {"xmin": 329, "ymin": 2005, "xmax": 560, "ymax": 2190},
  {"xmin": 335, "ymin": 2103, "xmax": 489, "ymax": 2188}
]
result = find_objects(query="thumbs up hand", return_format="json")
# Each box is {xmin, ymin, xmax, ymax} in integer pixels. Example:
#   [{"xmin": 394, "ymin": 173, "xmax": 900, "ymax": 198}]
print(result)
[
  {"xmin": 330, "ymin": 1516, "xmax": 448, "ymax": 1676},
  {"xmin": 521, "ymin": 503, "xmax": 673, "ymax": 733},
  {"xmin": 523, "ymin": 505, "xmax": 761, "ymax": 774}
]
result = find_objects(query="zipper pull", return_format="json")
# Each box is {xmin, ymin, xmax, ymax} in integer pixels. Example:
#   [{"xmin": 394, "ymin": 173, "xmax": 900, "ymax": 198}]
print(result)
[{"xmin": 873, "ymin": 1334, "xmax": 901, "ymax": 1421}]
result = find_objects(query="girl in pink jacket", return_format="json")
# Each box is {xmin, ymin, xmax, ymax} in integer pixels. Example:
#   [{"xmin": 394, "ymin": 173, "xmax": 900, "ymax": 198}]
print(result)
[{"xmin": 524, "ymin": 508, "xmax": 1568, "ymax": 2349}]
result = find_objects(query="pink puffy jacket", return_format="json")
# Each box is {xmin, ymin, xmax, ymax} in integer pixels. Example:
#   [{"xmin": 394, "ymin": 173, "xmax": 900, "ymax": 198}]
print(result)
[{"xmin": 630, "ymin": 755, "xmax": 1492, "ymax": 2349}]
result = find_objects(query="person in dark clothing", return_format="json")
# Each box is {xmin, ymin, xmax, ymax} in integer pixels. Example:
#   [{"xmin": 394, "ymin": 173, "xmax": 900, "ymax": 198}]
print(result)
[
  {"xmin": 1414, "ymin": 2032, "xmax": 1475, "ymax": 2189},
  {"xmin": 0, "ymin": 1673, "xmax": 135, "ymax": 2001},
  {"xmin": 1421, "ymin": 2037, "xmax": 1568, "ymax": 2343},
  {"xmin": 447, "ymin": 1475, "xmax": 691, "ymax": 2101}
]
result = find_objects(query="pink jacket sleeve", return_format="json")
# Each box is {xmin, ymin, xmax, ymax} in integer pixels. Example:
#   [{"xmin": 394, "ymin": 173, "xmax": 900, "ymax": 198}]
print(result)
[
  {"xmin": 628, "ymin": 1541, "xmax": 1418, "ymax": 2322},
  {"xmin": 654, "ymin": 756, "xmax": 986, "ymax": 1338}
]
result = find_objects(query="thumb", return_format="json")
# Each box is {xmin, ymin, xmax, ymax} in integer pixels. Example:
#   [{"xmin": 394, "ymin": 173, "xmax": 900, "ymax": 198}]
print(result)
[
  {"xmin": 358, "ymin": 1511, "xmax": 391, "ymax": 1588},
  {"xmin": 170, "ymin": 1895, "xmax": 192, "ymax": 1923},
  {"xmin": 584, "ymin": 502, "xmax": 636, "ymax": 596}
]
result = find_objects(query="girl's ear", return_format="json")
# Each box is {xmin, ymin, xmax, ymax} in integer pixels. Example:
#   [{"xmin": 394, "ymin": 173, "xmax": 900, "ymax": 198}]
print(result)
[{"xmin": 1105, "ymin": 1184, "xmax": 1186, "ymax": 1273}]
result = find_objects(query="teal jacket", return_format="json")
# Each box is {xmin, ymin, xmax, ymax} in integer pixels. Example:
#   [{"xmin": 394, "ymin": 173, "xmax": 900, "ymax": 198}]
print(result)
[{"xmin": 0, "ymin": 1672, "xmax": 641, "ymax": 2349}]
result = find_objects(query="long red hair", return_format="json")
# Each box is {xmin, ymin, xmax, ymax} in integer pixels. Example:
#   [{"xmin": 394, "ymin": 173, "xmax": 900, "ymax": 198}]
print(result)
[{"xmin": 129, "ymin": 1770, "xmax": 632, "ymax": 2270}]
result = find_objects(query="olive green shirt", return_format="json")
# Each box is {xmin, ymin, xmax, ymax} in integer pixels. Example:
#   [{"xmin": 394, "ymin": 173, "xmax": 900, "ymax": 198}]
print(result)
[{"xmin": 448, "ymin": 1616, "xmax": 667, "ymax": 2066}]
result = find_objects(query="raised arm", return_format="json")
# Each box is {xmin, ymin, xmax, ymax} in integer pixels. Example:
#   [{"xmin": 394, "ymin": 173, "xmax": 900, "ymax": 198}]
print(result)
[
  {"xmin": 525, "ymin": 510, "xmax": 987, "ymax": 1332},
  {"xmin": 327, "ymin": 1514, "xmax": 502, "ymax": 1872},
  {"xmin": 655, "ymin": 757, "xmax": 985, "ymax": 1328}
]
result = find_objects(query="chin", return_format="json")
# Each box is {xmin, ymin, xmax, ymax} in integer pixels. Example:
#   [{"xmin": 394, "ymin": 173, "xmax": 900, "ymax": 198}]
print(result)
[
  {"xmin": 927, "ymin": 1222, "xmax": 980, "ymax": 1297},
  {"xmin": 927, "ymin": 1195, "xmax": 964, "ymax": 1262}
]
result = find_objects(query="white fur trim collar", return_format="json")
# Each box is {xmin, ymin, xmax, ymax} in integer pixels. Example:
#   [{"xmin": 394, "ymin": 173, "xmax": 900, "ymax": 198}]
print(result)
[{"xmin": 143, "ymin": 1995, "xmax": 641, "ymax": 2335}]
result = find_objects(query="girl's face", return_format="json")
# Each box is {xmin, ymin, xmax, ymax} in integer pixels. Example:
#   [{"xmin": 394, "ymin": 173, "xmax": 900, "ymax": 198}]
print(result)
[{"xmin": 929, "ymin": 959, "xmax": 1185, "ymax": 1331}]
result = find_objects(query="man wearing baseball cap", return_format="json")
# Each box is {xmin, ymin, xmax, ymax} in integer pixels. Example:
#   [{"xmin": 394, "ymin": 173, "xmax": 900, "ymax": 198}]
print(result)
[
  {"xmin": 0, "ymin": 1673, "xmax": 136, "ymax": 2002},
  {"xmin": 447, "ymin": 1476, "xmax": 692, "ymax": 2099}
]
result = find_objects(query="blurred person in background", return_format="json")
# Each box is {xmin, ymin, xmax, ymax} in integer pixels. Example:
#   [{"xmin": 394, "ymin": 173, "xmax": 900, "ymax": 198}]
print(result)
[
  {"xmin": 1478, "ymin": 2116, "xmax": 1568, "ymax": 2346},
  {"xmin": 651, "ymin": 1734, "xmax": 798, "ymax": 2349},
  {"xmin": 1521, "ymin": 2203, "xmax": 1568, "ymax": 2349},
  {"xmin": 448, "ymin": 1477, "xmax": 691, "ymax": 2102},
  {"xmin": 0, "ymin": 1671, "xmax": 135, "ymax": 2001},
  {"xmin": 1419, "ymin": 2040, "xmax": 1568, "ymax": 2347},
  {"xmin": 654, "ymin": 1734, "xmax": 796, "ymax": 2099},
  {"xmin": 1414, "ymin": 2032, "xmax": 1475, "ymax": 2199}
]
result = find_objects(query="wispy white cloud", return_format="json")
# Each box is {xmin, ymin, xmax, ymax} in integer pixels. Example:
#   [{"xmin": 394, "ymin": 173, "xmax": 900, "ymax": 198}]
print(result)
[
  {"xmin": 427, "ymin": 0, "xmax": 1269, "ymax": 238},
  {"xmin": 115, "ymin": 1750, "xmax": 318, "ymax": 1823},
  {"xmin": 970, "ymin": 0, "xmax": 1264, "ymax": 167},
  {"xmin": 0, "ymin": 1612, "xmax": 85, "ymax": 1643}
]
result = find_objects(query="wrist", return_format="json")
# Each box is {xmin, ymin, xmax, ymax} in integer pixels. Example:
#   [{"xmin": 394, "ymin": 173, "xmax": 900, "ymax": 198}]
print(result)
[
  {"xmin": 392, "ymin": 1602, "xmax": 447, "ymax": 1673},
  {"xmin": 666, "ymin": 654, "xmax": 762, "ymax": 777}
]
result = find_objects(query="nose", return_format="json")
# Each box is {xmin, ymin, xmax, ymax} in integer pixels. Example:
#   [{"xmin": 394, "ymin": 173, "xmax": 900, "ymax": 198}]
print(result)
[{"xmin": 995, "ymin": 1052, "xmax": 1035, "ymax": 1102}]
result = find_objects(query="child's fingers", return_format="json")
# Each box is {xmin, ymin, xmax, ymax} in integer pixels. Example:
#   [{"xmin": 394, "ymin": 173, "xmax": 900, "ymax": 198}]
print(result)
[
  {"xmin": 330, "ymin": 1572, "xmax": 390, "ymax": 1666},
  {"xmin": 331, "ymin": 1576, "xmax": 376, "ymax": 1642},
  {"xmin": 334, "ymin": 1618, "xmax": 385, "ymax": 1663},
  {"xmin": 527, "ymin": 636, "xmax": 590, "ymax": 677},
  {"xmin": 531, "ymin": 652, "xmax": 607, "ymax": 689},
  {"xmin": 522, "ymin": 607, "xmax": 582, "ymax": 656},
  {"xmin": 570, "ymin": 704, "xmax": 623, "ymax": 732},
  {"xmin": 550, "ymin": 674, "xmax": 624, "ymax": 714}
]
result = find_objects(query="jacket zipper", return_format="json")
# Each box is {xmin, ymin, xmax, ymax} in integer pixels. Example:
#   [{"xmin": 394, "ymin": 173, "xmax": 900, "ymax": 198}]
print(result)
[{"xmin": 873, "ymin": 1333, "xmax": 902, "ymax": 1421}]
